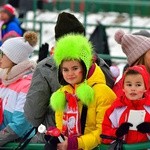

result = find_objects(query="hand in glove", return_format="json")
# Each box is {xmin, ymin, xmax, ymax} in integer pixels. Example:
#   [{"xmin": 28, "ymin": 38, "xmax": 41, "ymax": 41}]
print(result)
[
  {"xmin": 37, "ymin": 43, "xmax": 49, "ymax": 63},
  {"xmin": 137, "ymin": 122, "xmax": 150, "ymax": 133},
  {"xmin": 116, "ymin": 122, "xmax": 133, "ymax": 138},
  {"xmin": 44, "ymin": 134, "xmax": 60, "ymax": 146},
  {"xmin": 44, "ymin": 134, "xmax": 59, "ymax": 150},
  {"xmin": 44, "ymin": 127, "xmax": 64, "ymax": 145}
]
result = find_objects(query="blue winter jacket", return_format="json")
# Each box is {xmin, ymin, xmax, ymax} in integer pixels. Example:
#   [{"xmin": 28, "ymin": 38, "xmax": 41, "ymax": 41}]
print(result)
[{"xmin": 0, "ymin": 17, "xmax": 23, "ymax": 46}]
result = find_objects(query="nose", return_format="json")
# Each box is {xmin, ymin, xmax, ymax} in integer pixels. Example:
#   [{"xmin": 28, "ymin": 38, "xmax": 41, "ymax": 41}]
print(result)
[
  {"xmin": 131, "ymin": 86, "xmax": 136, "ymax": 91},
  {"xmin": 68, "ymin": 71, "xmax": 74, "ymax": 76}
]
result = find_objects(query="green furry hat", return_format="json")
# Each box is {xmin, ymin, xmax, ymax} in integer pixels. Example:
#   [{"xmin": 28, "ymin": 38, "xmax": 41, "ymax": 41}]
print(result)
[
  {"xmin": 54, "ymin": 34, "xmax": 93, "ymax": 73},
  {"xmin": 50, "ymin": 34, "xmax": 95, "ymax": 111}
]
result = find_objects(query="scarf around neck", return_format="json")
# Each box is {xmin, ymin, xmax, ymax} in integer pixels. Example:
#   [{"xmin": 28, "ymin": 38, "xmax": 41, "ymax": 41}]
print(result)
[
  {"xmin": 62, "ymin": 92, "xmax": 81, "ymax": 137},
  {"xmin": 0, "ymin": 60, "xmax": 36, "ymax": 86}
]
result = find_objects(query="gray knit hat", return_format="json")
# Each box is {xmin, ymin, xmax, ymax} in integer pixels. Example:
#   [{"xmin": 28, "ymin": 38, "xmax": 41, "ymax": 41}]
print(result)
[
  {"xmin": 115, "ymin": 29, "xmax": 150, "ymax": 66},
  {"xmin": 133, "ymin": 30, "xmax": 150, "ymax": 37}
]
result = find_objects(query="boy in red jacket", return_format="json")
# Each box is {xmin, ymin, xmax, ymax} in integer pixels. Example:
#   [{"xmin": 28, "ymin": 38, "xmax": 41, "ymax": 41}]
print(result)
[{"xmin": 101, "ymin": 65, "xmax": 150, "ymax": 144}]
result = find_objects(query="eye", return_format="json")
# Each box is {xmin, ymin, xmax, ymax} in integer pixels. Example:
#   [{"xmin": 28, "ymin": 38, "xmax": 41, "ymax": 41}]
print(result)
[
  {"xmin": 0, "ymin": 50, "xmax": 4, "ymax": 58},
  {"xmin": 136, "ymin": 84, "xmax": 141, "ymax": 87},
  {"xmin": 73, "ymin": 67, "xmax": 78, "ymax": 70},
  {"xmin": 126, "ymin": 83, "xmax": 132, "ymax": 87},
  {"xmin": 62, "ymin": 68, "xmax": 68, "ymax": 72}
]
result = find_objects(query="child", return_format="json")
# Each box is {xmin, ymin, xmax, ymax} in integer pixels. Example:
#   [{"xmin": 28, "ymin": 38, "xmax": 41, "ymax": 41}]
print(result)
[
  {"xmin": 0, "ymin": 31, "xmax": 38, "ymax": 146},
  {"xmin": 113, "ymin": 29, "xmax": 150, "ymax": 97},
  {"xmin": 24, "ymin": 12, "xmax": 115, "ymax": 144},
  {"xmin": 49, "ymin": 34, "xmax": 116, "ymax": 150},
  {"xmin": 0, "ymin": 4, "xmax": 23, "ymax": 46},
  {"xmin": 101, "ymin": 65, "xmax": 150, "ymax": 144}
]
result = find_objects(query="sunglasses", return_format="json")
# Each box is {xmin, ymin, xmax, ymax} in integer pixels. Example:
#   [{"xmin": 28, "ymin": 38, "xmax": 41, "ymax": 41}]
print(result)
[{"xmin": 0, "ymin": 50, "xmax": 4, "ymax": 58}]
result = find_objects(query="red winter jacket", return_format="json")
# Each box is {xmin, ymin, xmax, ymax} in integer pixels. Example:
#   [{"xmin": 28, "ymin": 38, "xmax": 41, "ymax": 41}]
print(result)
[{"xmin": 102, "ymin": 94, "xmax": 150, "ymax": 144}]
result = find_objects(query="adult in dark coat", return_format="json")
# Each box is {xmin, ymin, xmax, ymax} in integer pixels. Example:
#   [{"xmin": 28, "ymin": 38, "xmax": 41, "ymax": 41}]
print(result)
[{"xmin": 89, "ymin": 23, "xmax": 112, "ymax": 66}]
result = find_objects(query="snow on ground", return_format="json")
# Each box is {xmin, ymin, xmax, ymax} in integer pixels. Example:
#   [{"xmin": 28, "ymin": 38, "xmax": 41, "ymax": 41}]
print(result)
[{"xmin": 23, "ymin": 9, "xmax": 150, "ymax": 80}]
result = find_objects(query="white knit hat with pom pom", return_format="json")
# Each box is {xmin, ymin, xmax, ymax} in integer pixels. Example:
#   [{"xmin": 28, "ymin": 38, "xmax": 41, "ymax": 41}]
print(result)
[
  {"xmin": 0, "ymin": 31, "xmax": 38, "ymax": 64},
  {"xmin": 114, "ymin": 29, "xmax": 150, "ymax": 66}
]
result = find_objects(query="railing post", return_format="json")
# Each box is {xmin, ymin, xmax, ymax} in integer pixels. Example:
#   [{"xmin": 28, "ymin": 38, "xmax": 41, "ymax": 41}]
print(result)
[
  {"xmin": 83, "ymin": 1, "xmax": 87, "ymax": 36},
  {"xmin": 33, "ymin": 0, "xmax": 37, "ymax": 31},
  {"xmin": 129, "ymin": 0, "xmax": 135, "ymax": 32},
  {"xmin": 39, "ymin": 22, "xmax": 43, "ymax": 47}
]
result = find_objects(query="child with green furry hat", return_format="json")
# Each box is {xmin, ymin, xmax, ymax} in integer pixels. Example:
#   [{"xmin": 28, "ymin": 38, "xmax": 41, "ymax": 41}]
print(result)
[{"xmin": 49, "ymin": 34, "xmax": 116, "ymax": 150}]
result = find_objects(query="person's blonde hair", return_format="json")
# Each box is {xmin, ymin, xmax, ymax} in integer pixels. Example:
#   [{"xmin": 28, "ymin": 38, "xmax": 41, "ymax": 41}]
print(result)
[{"xmin": 132, "ymin": 53, "xmax": 150, "ymax": 73}]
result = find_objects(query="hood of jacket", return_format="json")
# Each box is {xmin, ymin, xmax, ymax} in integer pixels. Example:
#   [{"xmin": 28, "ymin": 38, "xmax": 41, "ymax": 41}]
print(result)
[{"xmin": 87, "ymin": 63, "xmax": 106, "ymax": 86}]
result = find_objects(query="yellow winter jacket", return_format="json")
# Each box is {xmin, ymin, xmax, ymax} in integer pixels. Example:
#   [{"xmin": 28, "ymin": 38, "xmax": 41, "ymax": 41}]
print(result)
[{"xmin": 55, "ymin": 64, "xmax": 116, "ymax": 150}]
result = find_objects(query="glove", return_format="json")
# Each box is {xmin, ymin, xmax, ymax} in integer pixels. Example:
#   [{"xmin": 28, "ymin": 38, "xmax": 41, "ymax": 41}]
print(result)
[
  {"xmin": 116, "ymin": 122, "xmax": 133, "ymax": 138},
  {"xmin": 137, "ymin": 122, "xmax": 150, "ymax": 133},
  {"xmin": 37, "ymin": 43, "xmax": 49, "ymax": 62},
  {"xmin": 44, "ymin": 134, "xmax": 58, "ymax": 150},
  {"xmin": 44, "ymin": 127, "xmax": 64, "ymax": 145},
  {"xmin": 44, "ymin": 134, "xmax": 60, "ymax": 145}
]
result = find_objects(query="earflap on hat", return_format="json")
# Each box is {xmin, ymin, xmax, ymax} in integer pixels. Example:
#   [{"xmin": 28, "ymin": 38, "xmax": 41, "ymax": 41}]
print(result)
[
  {"xmin": 55, "ymin": 12, "xmax": 85, "ymax": 40},
  {"xmin": 50, "ymin": 81, "xmax": 95, "ymax": 111}
]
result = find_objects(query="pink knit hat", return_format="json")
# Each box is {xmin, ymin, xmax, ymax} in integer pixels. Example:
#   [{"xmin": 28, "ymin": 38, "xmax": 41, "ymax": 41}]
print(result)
[
  {"xmin": 0, "ymin": 4, "xmax": 16, "ymax": 16},
  {"xmin": 114, "ymin": 29, "xmax": 150, "ymax": 66}
]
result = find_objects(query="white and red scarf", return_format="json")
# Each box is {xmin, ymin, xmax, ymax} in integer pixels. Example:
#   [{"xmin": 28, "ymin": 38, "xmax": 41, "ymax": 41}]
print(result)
[{"xmin": 62, "ymin": 92, "xmax": 81, "ymax": 137}]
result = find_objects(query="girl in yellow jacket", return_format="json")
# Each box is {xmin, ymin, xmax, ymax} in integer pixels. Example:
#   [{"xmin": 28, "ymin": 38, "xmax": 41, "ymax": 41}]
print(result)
[{"xmin": 49, "ymin": 34, "xmax": 116, "ymax": 150}]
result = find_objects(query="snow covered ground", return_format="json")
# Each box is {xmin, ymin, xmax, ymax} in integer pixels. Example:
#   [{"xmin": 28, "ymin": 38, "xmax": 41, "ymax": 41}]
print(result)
[{"xmin": 22, "ymin": 9, "xmax": 150, "ymax": 80}]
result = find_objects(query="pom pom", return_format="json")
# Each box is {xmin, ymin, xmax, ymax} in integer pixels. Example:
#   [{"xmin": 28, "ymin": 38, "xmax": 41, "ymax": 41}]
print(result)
[
  {"xmin": 76, "ymin": 82, "xmax": 94, "ymax": 106},
  {"xmin": 110, "ymin": 65, "xmax": 120, "ymax": 78},
  {"xmin": 114, "ymin": 29, "xmax": 125, "ymax": 44},
  {"xmin": 24, "ymin": 31, "xmax": 38, "ymax": 47},
  {"xmin": 50, "ymin": 90, "xmax": 66, "ymax": 111},
  {"xmin": 38, "ymin": 124, "xmax": 47, "ymax": 133}
]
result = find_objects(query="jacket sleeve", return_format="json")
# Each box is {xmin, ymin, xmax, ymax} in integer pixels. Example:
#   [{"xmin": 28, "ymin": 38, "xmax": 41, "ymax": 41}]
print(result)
[
  {"xmin": 0, "ymin": 89, "xmax": 33, "ymax": 146},
  {"xmin": 0, "ymin": 126, "xmax": 19, "ymax": 146},
  {"xmin": 78, "ymin": 84, "xmax": 117, "ymax": 149},
  {"xmin": 24, "ymin": 58, "xmax": 60, "ymax": 127},
  {"xmin": 3, "ymin": 21, "xmax": 22, "ymax": 42},
  {"xmin": 101, "ymin": 106, "xmax": 117, "ymax": 144}
]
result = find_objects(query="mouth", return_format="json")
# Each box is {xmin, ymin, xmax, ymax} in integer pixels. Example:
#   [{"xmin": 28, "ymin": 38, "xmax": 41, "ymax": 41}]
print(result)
[
  {"xmin": 67, "ymin": 77, "xmax": 75, "ymax": 80},
  {"xmin": 130, "ymin": 93, "xmax": 137, "ymax": 96}
]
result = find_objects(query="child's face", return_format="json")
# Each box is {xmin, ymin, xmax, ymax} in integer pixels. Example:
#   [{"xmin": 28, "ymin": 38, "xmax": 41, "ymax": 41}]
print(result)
[
  {"xmin": 123, "ymin": 74, "xmax": 146, "ymax": 100},
  {"xmin": 0, "ymin": 51, "xmax": 14, "ymax": 69},
  {"xmin": 61, "ymin": 60, "xmax": 84, "ymax": 86},
  {"xmin": 0, "ymin": 11, "xmax": 10, "ymax": 23}
]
